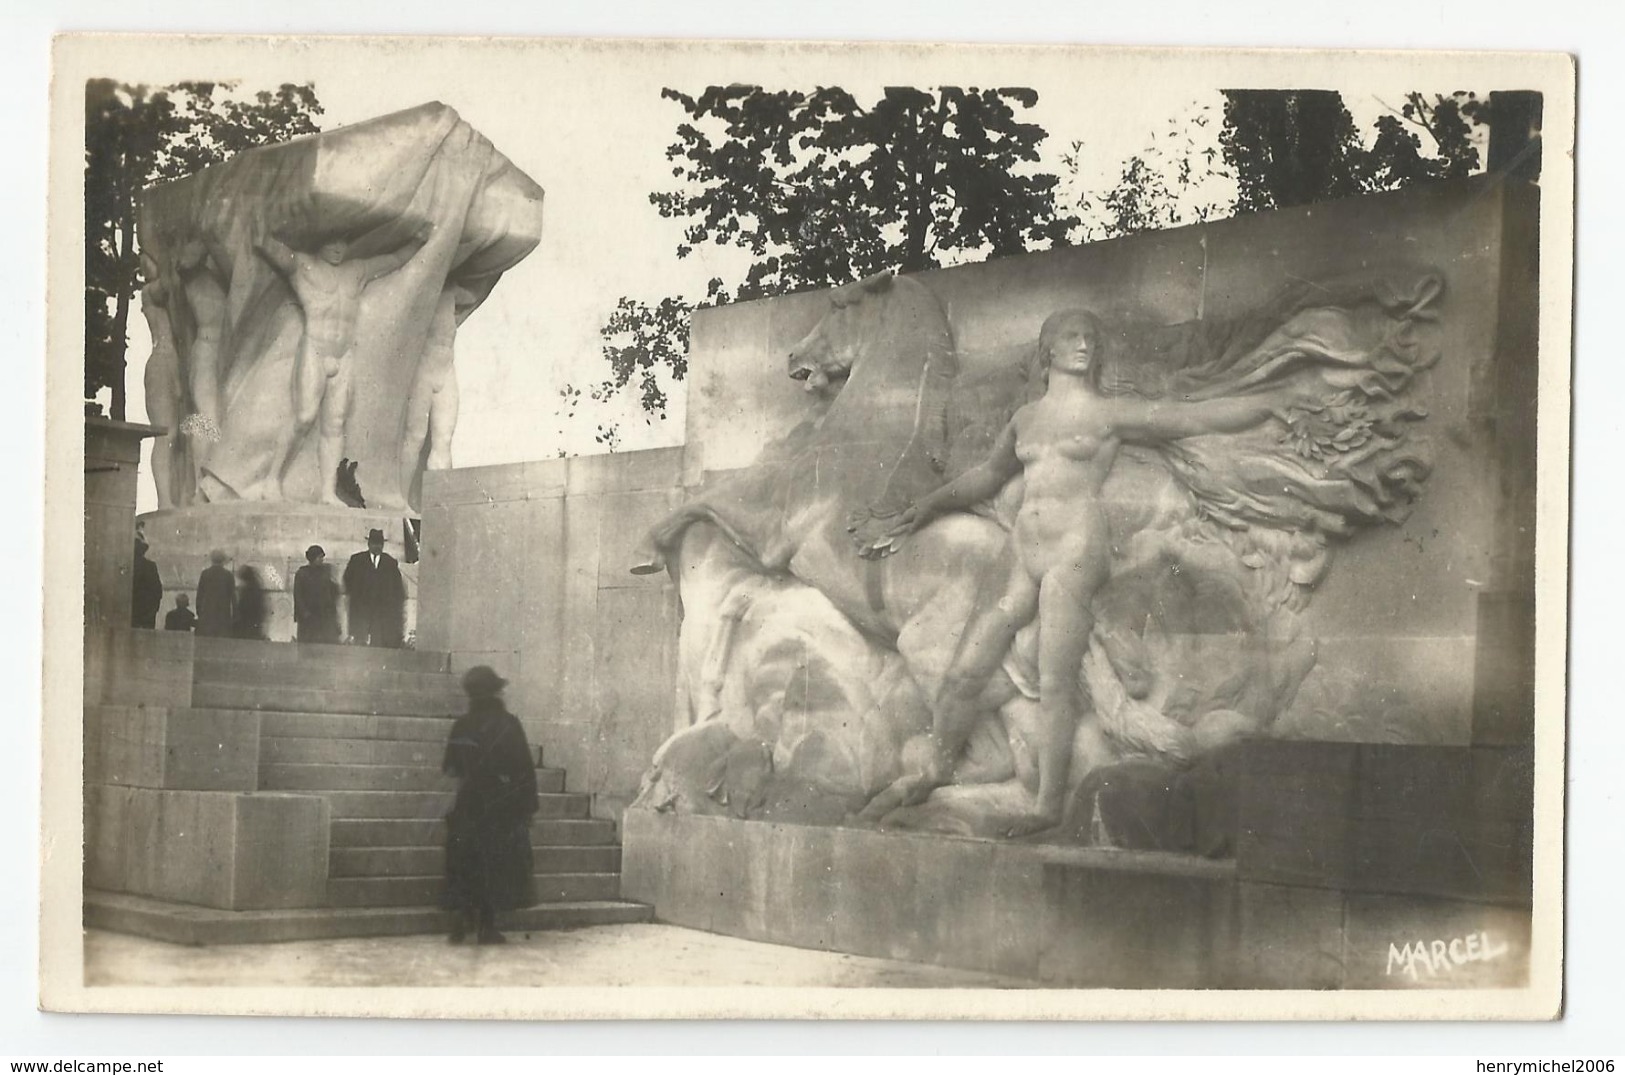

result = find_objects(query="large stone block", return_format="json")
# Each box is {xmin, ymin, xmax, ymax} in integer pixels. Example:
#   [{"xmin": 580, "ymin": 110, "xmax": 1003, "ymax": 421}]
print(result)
[
  {"xmin": 86, "ymin": 626, "xmax": 195, "ymax": 708},
  {"xmin": 86, "ymin": 785, "xmax": 328, "ymax": 909},
  {"xmin": 1230, "ymin": 881, "xmax": 1347, "ymax": 989},
  {"xmin": 1236, "ymin": 740, "xmax": 1360, "ymax": 889},
  {"xmin": 566, "ymin": 448, "xmax": 685, "ymax": 497},
  {"xmin": 85, "ymin": 705, "xmax": 259, "ymax": 791},
  {"xmin": 1038, "ymin": 855, "xmax": 1237, "ymax": 988}
]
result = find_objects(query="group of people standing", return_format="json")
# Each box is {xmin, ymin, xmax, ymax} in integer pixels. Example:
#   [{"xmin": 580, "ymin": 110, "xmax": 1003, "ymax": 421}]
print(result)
[
  {"xmin": 131, "ymin": 525, "xmax": 533, "ymax": 941},
  {"xmin": 131, "ymin": 528, "xmax": 407, "ymax": 647}
]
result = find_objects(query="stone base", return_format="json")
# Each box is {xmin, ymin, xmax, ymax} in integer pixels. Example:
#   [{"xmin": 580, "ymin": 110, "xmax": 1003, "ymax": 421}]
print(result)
[
  {"xmin": 85, "ymin": 785, "xmax": 330, "ymax": 910},
  {"xmin": 620, "ymin": 809, "xmax": 1533, "ymax": 988},
  {"xmin": 136, "ymin": 504, "xmax": 419, "ymax": 643},
  {"xmin": 86, "ymin": 705, "xmax": 260, "ymax": 791},
  {"xmin": 84, "ymin": 890, "xmax": 653, "ymax": 946}
]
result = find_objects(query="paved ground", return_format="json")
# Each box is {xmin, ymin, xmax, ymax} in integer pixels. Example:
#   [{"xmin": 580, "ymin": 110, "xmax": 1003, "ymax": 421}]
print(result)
[{"xmin": 84, "ymin": 924, "xmax": 1034, "ymax": 989}]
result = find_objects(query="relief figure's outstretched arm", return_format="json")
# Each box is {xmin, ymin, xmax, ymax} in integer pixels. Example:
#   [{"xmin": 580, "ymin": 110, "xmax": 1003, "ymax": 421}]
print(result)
[
  {"xmin": 854, "ymin": 419, "xmax": 1021, "ymax": 558},
  {"xmin": 1111, "ymin": 389, "xmax": 1291, "ymax": 443},
  {"xmin": 362, "ymin": 236, "xmax": 426, "ymax": 283},
  {"xmin": 254, "ymin": 232, "xmax": 297, "ymax": 277}
]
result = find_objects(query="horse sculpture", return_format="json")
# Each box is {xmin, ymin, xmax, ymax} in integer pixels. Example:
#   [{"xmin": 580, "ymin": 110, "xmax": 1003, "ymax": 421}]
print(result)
[{"xmin": 631, "ymin": 266, "xmax": 1445, "ymax": 839}]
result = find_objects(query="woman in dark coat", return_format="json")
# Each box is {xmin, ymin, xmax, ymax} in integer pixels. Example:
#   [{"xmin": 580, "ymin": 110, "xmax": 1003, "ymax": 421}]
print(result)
[
  {"xmin": 231, "ymin": 566, "xmax": 267, "ymax": 641},
  {"xmin": 442, "ymin": 666, "xmax": 539, "ymax": 944},
  {"xmin": 194, "ymin": 550, "xmax": 235, "ymax": 638}
]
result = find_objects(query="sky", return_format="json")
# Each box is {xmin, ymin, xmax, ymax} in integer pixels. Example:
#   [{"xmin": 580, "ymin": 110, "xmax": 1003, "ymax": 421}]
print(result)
[{"xmin": 109, "ymin": 38, "xmax": 1487, "ymax": 511}]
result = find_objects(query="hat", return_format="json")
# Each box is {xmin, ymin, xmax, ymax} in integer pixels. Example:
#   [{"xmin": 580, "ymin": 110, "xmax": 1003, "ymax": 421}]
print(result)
[
  {"xmin": 461, "ymin": 665, "xmax": 508, "ymax": 698},
  {"xmin": 366, "ymin": 528, "xmax": 386, "ymax": 544},
  {"xmin": 306, "ymin": 545, "xmax": 326, "ymax": 561}
]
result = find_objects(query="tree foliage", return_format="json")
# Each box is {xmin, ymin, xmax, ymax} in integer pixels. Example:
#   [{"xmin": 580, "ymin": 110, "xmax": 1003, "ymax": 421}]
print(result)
[
  {"xmin": 595, "ymin": 84, "xmax": 1078, "ymax": 423},
  {"xmin": 1219, "ymin": 89, "xmax": 1489, "ymax": 213},
  {"xmin": 85, "ymin": 79, "xmax": 323, "ymax": 417}
]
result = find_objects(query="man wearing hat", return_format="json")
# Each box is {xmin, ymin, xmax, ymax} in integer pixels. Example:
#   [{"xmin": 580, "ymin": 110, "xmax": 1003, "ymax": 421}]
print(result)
[
  {"xmin": 293, "ymin": 544, "xmax": 341, "ymax": 644},
  {"xmin": 194, "ymin": 549, "xmax": 235, "ymax": 638},
  {"xmin": 343, "ymin": 529, "xmax": 405, "ymax": 647}
]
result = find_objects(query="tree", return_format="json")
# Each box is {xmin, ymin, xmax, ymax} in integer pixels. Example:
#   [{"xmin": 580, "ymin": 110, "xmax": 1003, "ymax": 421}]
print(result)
[
  {"xmin": 1219, "ymin": 89, "xmax": 1491, "ymax": 213},
  {"xmin": 596, "ymin": 84, "xmax": 1079, "ymax": 422},
  {"xmin": 1067, "ymin": 101, "xmax": 1235, "ymax": 240},
  {"xmin": 1219, "ymin": 90, "xmax": 1374, "ymax": 213},
  {"xmin": 85, "ymin": 80, "xmax": 323, "ymax": 417},
  {"xmin": 1067, "ymin": 89, "xmax": 1495, "ymax": 241}
]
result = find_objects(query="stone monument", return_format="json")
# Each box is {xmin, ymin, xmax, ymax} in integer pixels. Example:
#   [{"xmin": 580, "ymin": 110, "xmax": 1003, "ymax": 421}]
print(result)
[
  {"xmin": 630, "ymin": 266, "xmax": 1447, "ymax": 839},
  {"xmin": 133, "ymin": 102, "xmax": 545, "ymax": 640}
]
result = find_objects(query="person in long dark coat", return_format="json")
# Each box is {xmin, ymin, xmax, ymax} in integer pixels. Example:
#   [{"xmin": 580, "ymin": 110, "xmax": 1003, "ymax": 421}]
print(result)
[
  {"xmin": 442, "ymin": 666, "xmax": 538, "ymax": 944},
  {"xmin": 293, "ymin": 544, "xmax": 341, "ymax": 643},
  {"xmin": 232, "ymin": 566, "xmax": 267, "ymax": 641},
  {"xmin": 194, "ymin": 550, "xmax": 235, "ymax": 638},
  {"xmin": 130, "ymin": 539, "xmax": 164, "ymax": 629},
  {"xmin": 343, "ymin": 529, "xmax": 405, "ymax": 647}
]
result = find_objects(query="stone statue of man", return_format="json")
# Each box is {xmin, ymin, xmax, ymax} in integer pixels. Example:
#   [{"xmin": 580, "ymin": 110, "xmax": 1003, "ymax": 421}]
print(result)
[{"xmin": 255, "ymin": 225, "xmax": 428, "ymax": 505}]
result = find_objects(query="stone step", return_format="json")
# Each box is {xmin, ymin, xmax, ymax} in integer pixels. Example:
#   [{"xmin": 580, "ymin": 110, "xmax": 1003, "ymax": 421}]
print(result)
[
  {"xmin": 329, "ymin": 817, "xmax": 619, "ymax": 848},
  {"xmin": 193, "ymin": 636, "xmax": 453, "ymax": 674},
  {"xmin": 261, "ymin": 736, "xmax": 556, "ymax": 778},
  {"xmin": 85, "ymin": 889, "xmax": 652, "ymax": 946},
  {"xmin": 327, "ymin": 872, "xmax": 621, "ymax": 907},
  {"xmin": 195, "ymin": 659, "xmax": 461, "ymax": 695},
  {"xmin": 329, "ymin": 844, "xmax": 622, "ymax": 878},
  {"xmin": 194, "ymin": 683, "xmax": 465, "ymax": 717},
  {"xmin": 260, "ymin": 763, "xmax": 566, "ymax": 793},
  {"xmin": 257, "ymin": 712, "xmax": 455, "ymax": 742},
  {"xmin": 261, "ymin": 736, "xmax": 447, "ymax": 767},
  {"xmin": 320, "ymin": 790, "xmax": 591, "ymax": 820}
]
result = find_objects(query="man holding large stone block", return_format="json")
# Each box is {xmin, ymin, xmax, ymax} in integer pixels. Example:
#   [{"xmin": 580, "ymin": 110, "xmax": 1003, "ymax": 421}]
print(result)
[{"xmin": 255, "ymin": 226, "xmax": 427, "ymax": 505}]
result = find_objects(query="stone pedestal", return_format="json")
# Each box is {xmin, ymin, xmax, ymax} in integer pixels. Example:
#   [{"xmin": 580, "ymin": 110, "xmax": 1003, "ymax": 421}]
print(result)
[
  {"xmin": 137, "ymin": 504, "xmax": 418, "ymax": 644},
  {"xmin": 85, "ymin": 417, "xmax": 163, "ymax": 629}
]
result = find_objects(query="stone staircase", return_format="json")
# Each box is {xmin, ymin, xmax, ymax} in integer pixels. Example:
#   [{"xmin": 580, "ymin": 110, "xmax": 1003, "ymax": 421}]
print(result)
[{"xmin": 86, "ymin": 635, "xmax": 651, "ymax": 944}]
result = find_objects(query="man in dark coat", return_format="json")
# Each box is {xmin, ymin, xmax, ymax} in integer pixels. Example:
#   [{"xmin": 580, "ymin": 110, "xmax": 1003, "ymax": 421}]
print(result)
[
  {"xmin": 293, "ymin": 544, "xmax": 341, "ymax": 643},
  {"xmin": 163, "ymin": 594, "xmax": 196, "ymax": 632},
  {"xmin": 130, "ymin": 540, "xmax": 164, "ymax": 629},
  {"xmin": 194, "ymin": 550, "xmax": 235, "ymax": 638},
  {"xmin": 442, "ymin": 666, "xmax": 538, "ymax": 944},
  {"xmin": 343, "ymin": 529, "xmax": 406, "ymax": 647}
]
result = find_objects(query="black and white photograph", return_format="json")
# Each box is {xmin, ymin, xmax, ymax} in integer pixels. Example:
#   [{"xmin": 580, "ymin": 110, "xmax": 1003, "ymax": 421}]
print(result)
[{"xmin": 40, "ymin": 33, "xmax": 1573, "ymax": 1021}]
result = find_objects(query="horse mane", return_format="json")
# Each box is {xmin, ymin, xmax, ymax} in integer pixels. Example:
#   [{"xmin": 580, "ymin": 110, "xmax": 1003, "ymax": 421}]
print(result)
[{"xmin": 810, "ymin": 272, "xmax": 959, "ymax": 522}]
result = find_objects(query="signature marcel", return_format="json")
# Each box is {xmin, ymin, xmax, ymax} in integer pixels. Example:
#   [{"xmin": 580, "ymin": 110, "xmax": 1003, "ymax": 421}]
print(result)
[{"xmin": 1386, "ymin": 931, "xmax": 1511, "ymax": 980}]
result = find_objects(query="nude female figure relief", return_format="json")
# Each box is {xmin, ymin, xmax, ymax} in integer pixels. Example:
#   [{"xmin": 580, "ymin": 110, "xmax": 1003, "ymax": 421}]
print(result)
[
  {"xmin": 254, "ymin": 225, "xmax": 427, "ymax": 505},
  {"xmin": 854, "ymin": 308, "xmax": 1302, "ymax": 836}
]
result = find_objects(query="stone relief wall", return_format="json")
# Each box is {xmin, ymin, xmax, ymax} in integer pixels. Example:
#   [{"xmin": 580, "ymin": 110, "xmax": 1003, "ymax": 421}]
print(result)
[
  {"xmin": 417, "ymin": 177, "xmax": 1535, "ymax": 844},
  {"xmin": 631, "ymin": 176, "xmax": 1535, "ymax": 842}
]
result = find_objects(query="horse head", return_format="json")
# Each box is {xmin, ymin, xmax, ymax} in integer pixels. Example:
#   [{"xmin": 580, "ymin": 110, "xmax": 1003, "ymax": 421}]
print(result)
[{"xmin": 786, "ymin": 271, "xmax": 957, "ymax": 412}]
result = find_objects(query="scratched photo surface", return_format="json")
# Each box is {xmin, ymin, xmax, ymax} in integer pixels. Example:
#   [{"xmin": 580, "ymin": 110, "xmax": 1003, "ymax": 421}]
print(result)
[{"xmin": 43, "ymin": 35, "xmax": 1573, "ymax": 1020}]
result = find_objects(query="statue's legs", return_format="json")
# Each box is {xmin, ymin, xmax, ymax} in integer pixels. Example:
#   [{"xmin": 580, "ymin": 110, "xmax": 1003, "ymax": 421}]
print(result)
[
  {"xmin": 315, "ymin": 361, "xmax": 354, "ymax": 507},
  {"xmin": 188, "ymin": 331, "xmax": 222, "ymax": 470},
  {"xmin": 1009, "ymin": 567, "xmax": 1099, "ymax": 837},
  {"xmin": 145, "ymin": 359, "xmax": 179, "ymax": 508},
  {"xmin": 397, "ymin": 382, "xmax": 432, "ymax": 496},
  {"xmin": 263, "ymin": 338, "xmax": 327, "ymax": 500},
  {"xmin": 425, "ymin": 371, "xmax": 458, "ymax": 471},
  {"xmin": 856, "ymin": 551, "xmax": 1037, "ymax": 822}
]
